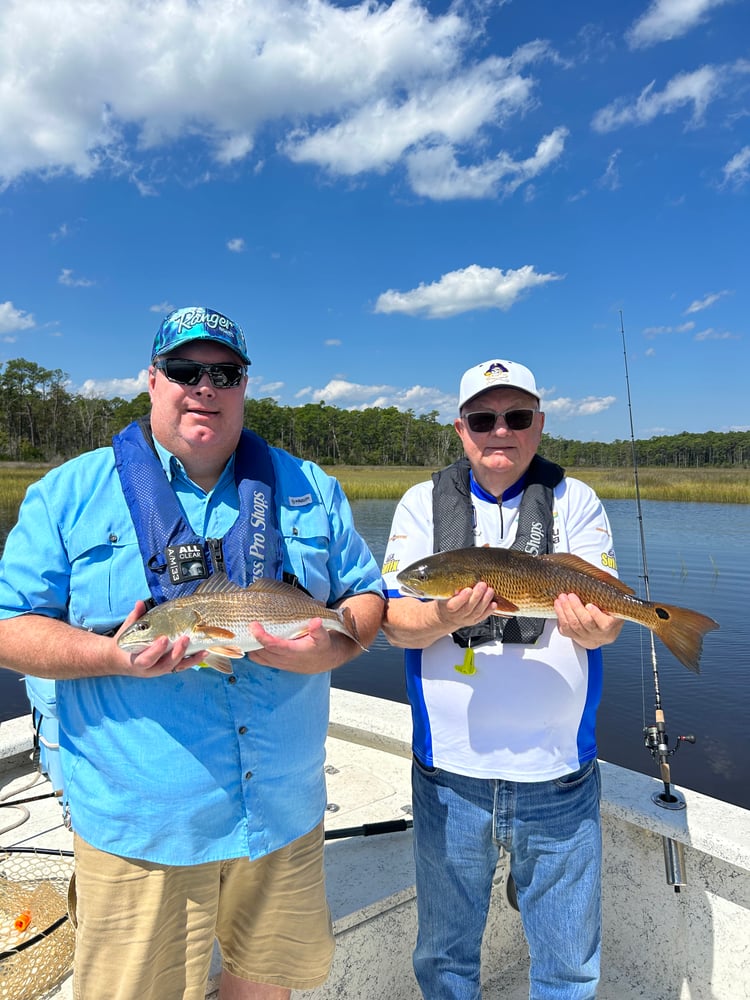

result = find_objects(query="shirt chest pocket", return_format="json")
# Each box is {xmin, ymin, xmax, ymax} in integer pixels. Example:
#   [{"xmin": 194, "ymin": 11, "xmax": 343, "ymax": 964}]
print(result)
[
  {"xmin": 66, "ymin": 518, "xmax": 145, "ymax": 631},
  {"xmin": 279, "ymin": 503, "xmax": 331, "ymax": 601}
]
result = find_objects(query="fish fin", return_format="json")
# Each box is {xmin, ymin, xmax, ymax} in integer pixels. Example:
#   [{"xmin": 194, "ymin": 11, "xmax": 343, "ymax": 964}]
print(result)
[
  {"xmin": 539, "ymin": 553, "xmax": 636, "ymax": 595},
  {"xmin": 282, "ymin": 627, "xmax": 313, "ymax": 640},
  {"xmin": 198, "ymin": 625, "xmax": 237, "ymax": 640},
  {"xmin": 193, "ymin": 573, "xmax": 248, "ymax": 595},
  {"xmin": 489, "ymin": 596, "xmax": 520, "ymax": 615},
  {"xmin": 206, "ymin": 644, "xmax": 246, "ymax": 659},
  {"xmin": 198, "ymin": 653, "xmax": 236, "ymax": 674},
  {"xmin": 247, "ymin": 578, "xmax": 316, "ymax": 599},
  {"xmin": 649, "ymin": 604, "xmax": 720, "ymax": 673},
  {"xmin": 341, "ymin": 606, "xmax": 368, "ymax": 651}
]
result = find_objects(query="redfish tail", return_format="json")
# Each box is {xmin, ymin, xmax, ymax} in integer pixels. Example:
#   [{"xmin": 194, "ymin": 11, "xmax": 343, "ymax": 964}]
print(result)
[{"xmin": 651, "ymin": 605, "xmax": 720, "ymax": 673}]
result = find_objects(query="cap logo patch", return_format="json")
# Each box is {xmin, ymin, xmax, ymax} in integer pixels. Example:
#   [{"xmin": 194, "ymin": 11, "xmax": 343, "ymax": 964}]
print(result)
[
  {"xmin": 175, "ymin": 308, "xmax": 238, "ymax": 337},
  {"xmin": 483, "ymin": 362, "xmax": 510, "ymax": 384}
]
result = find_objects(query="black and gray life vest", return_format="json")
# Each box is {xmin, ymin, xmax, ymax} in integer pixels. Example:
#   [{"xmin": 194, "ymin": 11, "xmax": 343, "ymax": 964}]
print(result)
[{"xmin": 431, "ymin": 454, "xmax": 565, "ymax": 647}]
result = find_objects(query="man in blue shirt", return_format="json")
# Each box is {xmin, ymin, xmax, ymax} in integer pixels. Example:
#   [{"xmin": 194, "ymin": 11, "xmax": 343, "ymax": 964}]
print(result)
[{"xmin": 0, "ymin": 306, "xmax": 384, "ymax": 1000}]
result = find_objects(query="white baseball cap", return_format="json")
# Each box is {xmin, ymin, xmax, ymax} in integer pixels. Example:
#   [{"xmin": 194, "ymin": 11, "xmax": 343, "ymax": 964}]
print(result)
[{"xmin": 458, "ymin": 359, "xmax": 540, "ymax": 411}]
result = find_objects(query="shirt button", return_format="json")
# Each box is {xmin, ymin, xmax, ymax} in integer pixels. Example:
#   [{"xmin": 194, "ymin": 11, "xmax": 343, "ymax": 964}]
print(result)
[
  {"xmin": 238, "ymin": 726, "xmax": 248, "ymax": 735},
  {"xmin": 244, "ymin": 771, "xmax": 253, "ymax": 780},
  {"xmin": 228, "ymin": 675, "xmax": 237, "ymax": 684}
]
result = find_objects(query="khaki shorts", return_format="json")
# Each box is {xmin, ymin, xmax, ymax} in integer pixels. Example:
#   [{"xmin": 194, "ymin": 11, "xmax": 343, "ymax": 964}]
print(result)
[{"xmin": 71, "ymin": 824, "xmax": 334, "ymax": 1000}]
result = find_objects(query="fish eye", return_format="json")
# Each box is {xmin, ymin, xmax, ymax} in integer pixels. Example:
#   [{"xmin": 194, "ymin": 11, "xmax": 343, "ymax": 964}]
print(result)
[{"xmin": 133, "ymin": 620, "xmax": 150, "ymax": 632}]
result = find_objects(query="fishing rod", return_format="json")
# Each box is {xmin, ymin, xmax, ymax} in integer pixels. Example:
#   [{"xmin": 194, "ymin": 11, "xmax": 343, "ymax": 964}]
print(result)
[
  {"xmin": 619, "ymin": 310, "xmax": 694, "ymax": 892},
  {"xmin": 324, "ymin": 817, "xmax": 412, "ymax": 841}
]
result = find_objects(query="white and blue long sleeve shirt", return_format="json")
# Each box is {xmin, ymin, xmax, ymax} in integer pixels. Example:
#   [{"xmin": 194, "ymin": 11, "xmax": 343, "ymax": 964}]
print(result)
[{"xmin": 382, "ymin": 474, "xmax": 618, "ymax": 781}]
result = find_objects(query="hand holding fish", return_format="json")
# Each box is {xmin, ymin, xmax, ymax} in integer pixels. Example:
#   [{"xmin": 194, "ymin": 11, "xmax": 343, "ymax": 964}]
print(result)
[
  {"xmin": 553, "ymin": 593, "xmax": 624, "ymax": 649},
  {"xmin": 384, "ymin": 581, "xmax": 501, "ymax": 650},
  {"xmin": 114, "ymin": 600, "xmax": 209, "ymax": 677},
  {"xmin": 246, "ymin": 592, "xmax": 384, "ymax": 674},
  {"xmin": 245, "ymin": 616, "xmax": 346, "ymax": 673},
  {"xmin": 434, "ymin": 581, "xmax": 499, "ymax": 629}
]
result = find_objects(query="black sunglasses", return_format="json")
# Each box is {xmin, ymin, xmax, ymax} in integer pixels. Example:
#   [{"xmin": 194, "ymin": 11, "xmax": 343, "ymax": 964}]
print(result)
[
  {"xmin": 154, "ymin": 358, "xmax": 247, "ymax": 389},
  {"xmin": 463, "ymin": 408, "xmax": 537, "ymax": 433}
]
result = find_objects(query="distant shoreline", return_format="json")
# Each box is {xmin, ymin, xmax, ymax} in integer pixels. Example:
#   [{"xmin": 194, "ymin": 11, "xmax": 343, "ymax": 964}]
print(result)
[
  {"xmin": 326, "ymin": 465, "xmax": 749, "ymax": 505},
  {"xmin": 0, "ymin": 463, "xmax": 747, "ymax": 511}
]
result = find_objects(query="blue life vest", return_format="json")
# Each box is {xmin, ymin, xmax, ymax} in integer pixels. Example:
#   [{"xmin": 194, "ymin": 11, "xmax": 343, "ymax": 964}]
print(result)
[{"xmin": 112, "ymin": 418, "xmax": 283, "ymax": 601}]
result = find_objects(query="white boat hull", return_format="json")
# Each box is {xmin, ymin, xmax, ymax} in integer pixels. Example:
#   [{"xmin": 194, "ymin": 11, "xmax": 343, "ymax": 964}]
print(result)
[{"xmin": 2, "ymin": 689, "xmax": 749, "ymax": 999}]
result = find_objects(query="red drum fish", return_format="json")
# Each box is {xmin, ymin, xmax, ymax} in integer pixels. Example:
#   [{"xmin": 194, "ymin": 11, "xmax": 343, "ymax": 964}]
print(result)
[
  {"xmin": 396, "ymin": 546, "xmax": 719, "ymax": 673},
  {"xmin": 118, "ymin": 575, "xmax": 365, "ymax": 673}
]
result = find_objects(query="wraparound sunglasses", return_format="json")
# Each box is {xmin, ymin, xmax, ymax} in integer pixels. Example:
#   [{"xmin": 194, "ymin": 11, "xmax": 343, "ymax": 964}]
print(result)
[{"xmin": 154, "ymin": 358, "xmax": 247, "ymax": 388}]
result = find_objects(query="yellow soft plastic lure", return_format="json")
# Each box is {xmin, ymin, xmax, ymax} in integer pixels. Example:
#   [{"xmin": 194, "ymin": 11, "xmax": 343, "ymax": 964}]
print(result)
[{"xmin": 454, "ymin": 647, "xmax": 476, "ymax": 675}]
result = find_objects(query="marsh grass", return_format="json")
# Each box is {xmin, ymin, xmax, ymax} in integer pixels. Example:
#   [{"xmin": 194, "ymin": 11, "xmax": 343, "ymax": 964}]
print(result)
[
  {"xmin": 325, "ymin": 465, "xmax": 750, "ymax": 504},
  {"xmin": 0, "ymin": 463, "xmax": 747, "ymax": 514},
  {"xmin": 567, "ymin": 466, "xmax": 750, "ymax": 504},
  {"xmin": 0, "ymin": 466, "xmax": 51, "ymax": 518}
]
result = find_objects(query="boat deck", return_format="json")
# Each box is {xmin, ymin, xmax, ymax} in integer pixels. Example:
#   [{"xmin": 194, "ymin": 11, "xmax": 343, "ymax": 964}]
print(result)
[{"xmin": 2, "ymin": 690, "xmax": 749, "ymax": 999}]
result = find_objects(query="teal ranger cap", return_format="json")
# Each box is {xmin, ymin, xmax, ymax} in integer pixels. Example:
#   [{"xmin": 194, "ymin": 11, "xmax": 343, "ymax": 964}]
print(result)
[{"xmin": 151, "ymin": 306, "xmax": 251, "ymax": 365}]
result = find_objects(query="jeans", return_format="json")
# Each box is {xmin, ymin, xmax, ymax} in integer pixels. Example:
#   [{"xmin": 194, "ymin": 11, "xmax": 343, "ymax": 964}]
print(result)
[{"xmin": 411, "ymin": 758, "xmax": 602, "ymax": 1000}]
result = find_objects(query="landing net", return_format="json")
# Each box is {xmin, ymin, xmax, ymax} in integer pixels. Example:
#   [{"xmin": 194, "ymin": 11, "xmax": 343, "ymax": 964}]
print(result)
[{"xmin": 0, "ymin": 848, "xmax": 74, "ymax": 1000}]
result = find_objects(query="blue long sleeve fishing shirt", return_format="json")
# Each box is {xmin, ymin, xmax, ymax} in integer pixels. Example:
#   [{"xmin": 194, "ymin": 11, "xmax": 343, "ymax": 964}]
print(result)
[{"xmin": 0, "ymin": 443, "xmax": 382, "ymax": 864}]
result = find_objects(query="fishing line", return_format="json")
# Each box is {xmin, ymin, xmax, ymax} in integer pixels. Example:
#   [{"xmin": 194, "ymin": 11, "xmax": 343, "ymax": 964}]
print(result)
[{"xmin": 619, "ymin": 310, "xmax": 693, "ymax": 891}]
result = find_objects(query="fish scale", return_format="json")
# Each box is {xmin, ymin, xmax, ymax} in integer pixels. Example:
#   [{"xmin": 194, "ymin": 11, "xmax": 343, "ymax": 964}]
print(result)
[{"xmin": 396, "ymin": 546, "xmax": 720, "ymax": 673}]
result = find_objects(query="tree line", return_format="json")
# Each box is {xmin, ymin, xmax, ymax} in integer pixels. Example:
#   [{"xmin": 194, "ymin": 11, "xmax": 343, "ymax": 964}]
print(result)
[{"xmin": 1, "ymin": 358, "xmax": 747, "ymax": 468}]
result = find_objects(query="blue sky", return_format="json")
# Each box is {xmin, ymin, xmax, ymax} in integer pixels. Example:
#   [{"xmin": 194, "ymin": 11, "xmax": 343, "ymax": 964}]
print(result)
[{"xmin": 1, "ymin": 0, "xmax": 748, "ymax": 443}]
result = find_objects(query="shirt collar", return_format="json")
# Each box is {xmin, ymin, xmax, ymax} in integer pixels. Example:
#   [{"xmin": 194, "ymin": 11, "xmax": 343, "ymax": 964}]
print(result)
[
  {"xmin": 152, "ymin": 436, "xmax": 236, "ymax": 492},
  {"xmin": 469, "ymin": 469, "xmax": 527, "ymax": 504}
]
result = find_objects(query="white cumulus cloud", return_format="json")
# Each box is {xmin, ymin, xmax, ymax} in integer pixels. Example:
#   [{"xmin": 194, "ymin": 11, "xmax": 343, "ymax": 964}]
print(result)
[
  {"xmin": 78, "ymin": 370, "xmax": 149, "ymax": 398},
  {"xmin": 684, "ymin": 290, "xmax": 731, "ymax": 313},
  {"xmin": 406, "ymin": 127, "xmax": 568, "ymax": 201},
  {"xmin": 0, "ymin": 0, "xmax": 564, "ymax": 201},
  {"xmin": 0, "ymin": 301, "xmax": 35, "ymax": 334},
  {"xmin": 591, "ymin": 66, "xmax": 728, "ymax": 133},
  {"xmin": 543, "ymin": 396, "xmax": 617, "ymax": 418},
  {"xmin": 642, "ymin": 322, "xmax": 695, "ymax": 337},
  {"xmin": 58, "ymin": 268, "xmax": 95, "ymax": 288},
  {"xmin": 721, "ymin": 145, "xmax": 750, "ymax": 189},
  {"xmin": 295, "ymin": 377, "xmax": 457, "ymax": 419},
  {"xmin": 693, "ymin": 327, "xmax": 739, "ymax": 340},
  {"xmin": 374, "ymin": 264, "xmax": 563, "ymax": 319},
  {"xmin": 627, "ymin": 0, "xmax": 733, "ymax": 49}
]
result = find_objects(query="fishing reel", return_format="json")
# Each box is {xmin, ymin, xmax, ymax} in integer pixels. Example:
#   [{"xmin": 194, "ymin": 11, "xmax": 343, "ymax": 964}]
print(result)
[
  {"xmin": 643, "ymin": 718, "xmax": 695, "ymax": 890},
  {"xmin": 643, "ymin": 723, "xmax": 696, "ymax": 763},
  {"xmin": 643, "ymin": 719, "xmax": 695, "ymax": 806}
]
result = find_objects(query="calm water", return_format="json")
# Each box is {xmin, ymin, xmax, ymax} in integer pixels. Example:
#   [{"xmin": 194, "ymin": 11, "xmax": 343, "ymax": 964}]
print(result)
[
  {"xmin": 1, "ymin": 498, "xmax": 748, "ymax": 810},
  {"xmin": 334, "ymin": 497, "xmax": 750, "ymax": 812}
]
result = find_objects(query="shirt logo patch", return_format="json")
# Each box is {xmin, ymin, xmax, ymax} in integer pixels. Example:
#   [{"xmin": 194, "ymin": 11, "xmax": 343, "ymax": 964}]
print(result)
[{"xmin": 601, "ymin": 551, "xmax": 617, "ymax": 572}]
